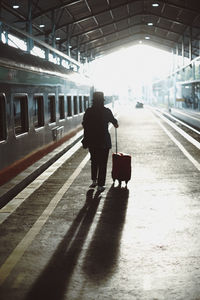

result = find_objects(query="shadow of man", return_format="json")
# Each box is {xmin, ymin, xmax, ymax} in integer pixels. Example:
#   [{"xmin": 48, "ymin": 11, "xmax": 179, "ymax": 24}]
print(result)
[
  {"xmin": 25, "ymin": 189, "xmax": 101, "ymax": 300},
  {"xmin": 82, "ymin": 185, "xmax": 129, "ymax": 283}
]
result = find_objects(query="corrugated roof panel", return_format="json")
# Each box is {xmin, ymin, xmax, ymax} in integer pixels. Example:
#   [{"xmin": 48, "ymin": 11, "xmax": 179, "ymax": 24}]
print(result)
[
  {"xmin": 112, "ymin": 5, "xmax": 128, "ymax": 20},
  {"xmin": 1, "ymin": 0, "xmax": 200, "ymax": 60},
  {"xmin": 128, "ymin": 1, "xmax": 143, "ymax": 14},
  {"xmin": 116, "ymin": 20, "xmax": 129, "ymax": 31},
  {"xmin": 102, "ymin": 24, "xmax": 116, "ymax": 35},
  {"xmin": 78, "ymin": 18, "xmax": 98, "ymax": 31},
  {"xmin": 87, "ymin": 29, "xmax": 104, "ymax": 40},
  {"xmin": 87, "ymin": 0, "xmax": 109, "ymax": 14},
  {"xmin": 95, "ymin": 11, "xmax": 113, "ymax": 25},
  {"xmin": 177, "ymin": 10, "xmax": 198, "ymax": 24},
  {"xmin": 67, "ymin": 2, "xmax": 91, "ymax": 20}
]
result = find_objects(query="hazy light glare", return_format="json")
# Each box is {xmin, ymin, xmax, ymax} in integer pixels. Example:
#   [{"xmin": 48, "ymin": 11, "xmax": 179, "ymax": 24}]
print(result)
[
  {"xmin": 90, "ymin": 45, "xmax": 173, "ymax": 97},
  {"xmin": 31, "ymin": 46, "xmax": 45, "ymax": 59},
  {"xmin": 8, "ymin": 34, "xmax": 27, "ymax": 51}
]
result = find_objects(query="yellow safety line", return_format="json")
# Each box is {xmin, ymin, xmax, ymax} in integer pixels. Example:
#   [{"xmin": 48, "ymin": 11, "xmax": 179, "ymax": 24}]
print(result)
[{"xmin": 0, "ymin": 153, "xmax": 90, "ymax": 286}]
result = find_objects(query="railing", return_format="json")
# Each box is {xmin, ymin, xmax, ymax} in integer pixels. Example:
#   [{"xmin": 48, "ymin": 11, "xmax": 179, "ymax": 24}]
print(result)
[{"xmin": 0, "ymin": 19, "xmax": 81, "ymax": 72}]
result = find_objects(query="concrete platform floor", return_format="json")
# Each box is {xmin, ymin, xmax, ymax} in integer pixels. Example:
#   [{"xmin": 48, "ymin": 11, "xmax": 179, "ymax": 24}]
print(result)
[{"xmin": 0, "ymin": 107, "xmax": 200, "ymax": 300}]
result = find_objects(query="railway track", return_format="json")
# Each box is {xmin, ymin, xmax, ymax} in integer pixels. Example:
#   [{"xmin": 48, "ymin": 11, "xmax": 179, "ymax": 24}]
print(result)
[{"xmin": 151, "ymin": 108, "xmax": 200, "ymax": 150}]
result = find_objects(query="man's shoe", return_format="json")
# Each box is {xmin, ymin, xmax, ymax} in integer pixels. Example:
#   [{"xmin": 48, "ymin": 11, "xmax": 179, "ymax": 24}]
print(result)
[
  {"xmin": 89, "ymin": 180, "xmax": 97, "ymax": 188},
  {"xmin": 97, "ymin": 186, "xmax": 105, "ymax": 192}
]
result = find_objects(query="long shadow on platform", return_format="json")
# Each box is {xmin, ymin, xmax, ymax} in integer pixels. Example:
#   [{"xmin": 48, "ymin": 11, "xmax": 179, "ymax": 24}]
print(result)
[
  {"xmin": 82, "ymin": 185, "xmax": 129, "ymax": 283},
  {"xmin": 25, "ymin": 189, "xmax": 101, "ymax": 300}
]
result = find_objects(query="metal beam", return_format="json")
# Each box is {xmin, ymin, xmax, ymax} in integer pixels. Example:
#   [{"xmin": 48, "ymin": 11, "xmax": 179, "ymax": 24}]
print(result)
[
  {"xmin": 71, "ymin": 24, "xmax": 185, "ymax": 52},
  {"xmin": 0, "ymin": 18, "xmax": 81, "ymax": 67},
  {"xmin": 1, "ymin": 2, "xmax": 44, "ymax": 34},
  {"xmin": 42, "ymin": 0, "xmax": 138, "ymax": 35},
  {"xmin": 157, "ymin": 0, "xmax": 200, "ymax": 15},
  {"xmin": 42, "ymin": 9, "xmax": 200, "ymax": 40},
  {"xmin": 88, "ymin": 37, "xmax": 174, "ymax": 60},
  {"xmin": 59, "ymin": 17, "xmax": 187, "ymax": 45},
  {"xmin": 32, "ymin": 0, "xmax": 83, "ymax": 20},
  {"xmin": 83, "ymin": 31, "xmax": 194, "ymax": 58},
  {"xmin": 69, "ymin": 23, "xmax": 186, "ymax": 50}
]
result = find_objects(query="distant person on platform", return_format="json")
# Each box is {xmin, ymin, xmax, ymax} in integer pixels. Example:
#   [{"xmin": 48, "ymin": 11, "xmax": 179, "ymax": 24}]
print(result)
[{"xmin": 82, "ymin": 91, "xmax": 118, "ymax": 192}]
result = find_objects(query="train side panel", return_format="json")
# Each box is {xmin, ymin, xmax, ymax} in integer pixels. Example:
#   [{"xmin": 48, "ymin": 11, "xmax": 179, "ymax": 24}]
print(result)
[{"xmin": 0, "ymin": 44, "xmax": 91, "ymax": 183}]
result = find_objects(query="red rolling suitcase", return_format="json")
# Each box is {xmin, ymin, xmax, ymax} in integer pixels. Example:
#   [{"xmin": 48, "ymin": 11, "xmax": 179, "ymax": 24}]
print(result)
[{"xmin": 111, "ymin": 128, "xmax": 131, "ymax": 186}]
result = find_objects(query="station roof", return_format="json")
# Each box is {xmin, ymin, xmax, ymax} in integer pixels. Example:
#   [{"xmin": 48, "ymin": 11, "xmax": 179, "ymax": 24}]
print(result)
[{"xmin": 1, "ymin": 0, "xmax": 200, "ymax": 62}]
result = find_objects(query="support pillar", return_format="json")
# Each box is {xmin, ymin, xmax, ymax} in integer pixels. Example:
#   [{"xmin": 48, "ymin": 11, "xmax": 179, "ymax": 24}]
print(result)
[
  {"xmin": 0, "ymin": 1, "xmax": 2, "ymax": 42},
  {"xmin": 189, "ymin": 27, "xmax": 192, "ymax": 61},
  {"xmin": 176, "ymin": 43, "xmax": 179, "ymax": 68},
  {"xmin": 0, "ymin": 21, "xmax": 2, "ymax": 42},
  {"xmin": 45, "ymin": 34, "xmax": 49, "ymax": 60},
  {"xmin": 199, "ymin": 40, "xmax": 200, "ymax": 57},
  {"xmin": 172, "ymin": 48, "xmax": 175, "ymax": 72},
  {"xmin": 27, "ymin": 0, "xmax": 34, "ymax": 53},
  {"xmin": 51, "ymin": 10, "xmax": 56, "ymax": 59},
  {"xmin": 182, "ymin": 34, "xmax": 185, "ymax": 66},
  {"xmin": 5, "ymin": 30, "xmax": 8, "ymax": 44},
  {"xmin": 66, "ymin": 25, "xmax": 71, "ymax": 57},
  {"xmin": 76, "ymin": 36, "xmax": 80, "ymax": 62}
]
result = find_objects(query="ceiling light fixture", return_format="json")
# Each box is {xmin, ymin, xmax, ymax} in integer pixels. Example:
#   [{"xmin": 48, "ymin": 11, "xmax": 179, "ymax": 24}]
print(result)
[
  {"xmin": 147, "ymin": 22, "xmax": 153, "ymax": 26},
  {"xmin": 13, "ymin": 4, "xmax": 19, "ymax": 9},
  {"xmin": 39, "ymin": 24, "xmax": 45, "ymax": 28},
  {"xmin": 152, "ymin": 3, "xmax": 159, "ymax": 7},
  {"xmin": 145, "ymin": 36, "xmax": 150, "ymax": 39}
]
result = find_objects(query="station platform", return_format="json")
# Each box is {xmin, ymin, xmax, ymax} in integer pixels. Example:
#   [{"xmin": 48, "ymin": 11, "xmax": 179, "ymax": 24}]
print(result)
[{"xmin": 0, "ymin": 107, "xmax": 200, "ymax": 300}]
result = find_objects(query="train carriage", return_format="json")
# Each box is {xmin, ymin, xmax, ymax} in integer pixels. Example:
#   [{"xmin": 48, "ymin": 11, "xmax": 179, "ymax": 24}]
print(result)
[{"xmin": 0, "ymin": 42, "xmax": 92, "ymax": 185}]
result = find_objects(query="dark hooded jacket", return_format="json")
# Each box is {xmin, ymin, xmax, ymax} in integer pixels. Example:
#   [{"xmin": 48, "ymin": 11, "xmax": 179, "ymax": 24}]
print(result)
[{"xmin": 82, "ymin": 105, "xmax": 118, "ymax": 149}]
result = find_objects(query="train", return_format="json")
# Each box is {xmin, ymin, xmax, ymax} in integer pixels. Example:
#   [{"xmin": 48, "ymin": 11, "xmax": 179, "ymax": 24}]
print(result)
[
  {"xmin": 152, "ymin": 71, "xmax": 200, "ymax": 130},
  {"xmin": 0, "ymin": 42, "xmax": 93, "ymax": 186}
]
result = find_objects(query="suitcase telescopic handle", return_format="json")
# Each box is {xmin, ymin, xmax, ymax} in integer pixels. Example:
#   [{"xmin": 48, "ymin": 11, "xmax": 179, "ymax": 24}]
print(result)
[{"xmin": 115, "ymin": 127, "xmax": 118, "ymax": 153}]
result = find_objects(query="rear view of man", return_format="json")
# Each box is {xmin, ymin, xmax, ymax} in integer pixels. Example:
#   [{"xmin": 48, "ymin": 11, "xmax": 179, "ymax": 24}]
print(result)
[{"xmin": 82, "ymin": 91, "xmax": 118, "ymax": 192}]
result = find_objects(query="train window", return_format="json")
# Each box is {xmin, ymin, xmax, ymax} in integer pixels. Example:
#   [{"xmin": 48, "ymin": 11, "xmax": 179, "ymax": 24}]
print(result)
[
  {"xmin": 67, "ymin": 96, "xmax": 72, "ymax": 117},
  {"xmin": 79, "ymin": 96, "xmax": 83, "ymax": 113},
  {"xmin": 48, "ymin": 95, "xmax": 56, "ymax": 123},
  {"xmin": 0, "ymin": 93, "xmax": 7, "ymax": 141},
  {"xmin": 73, "ymin": 96, "xmax": 78, "ymax": 115},
  {"xmin": 33, "ymin": 95, "xmax": 44, "ymax": 128},
  {"xmin": 13, "ymin": 95, "xmax": 29, "ymax": 135},
  {"xmin": 84, "ymin": 96, "xmax": 89, "ymax": 111},
  {"xmin": 59, "ymin": 95, "xmax": 65, "ymax": 120}
]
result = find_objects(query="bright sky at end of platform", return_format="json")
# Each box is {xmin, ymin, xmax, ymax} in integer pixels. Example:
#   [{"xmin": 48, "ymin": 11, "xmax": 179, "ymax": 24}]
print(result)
[{"xmin": 90, "ymin": 45, "xmax": 173, "ymax": 95}]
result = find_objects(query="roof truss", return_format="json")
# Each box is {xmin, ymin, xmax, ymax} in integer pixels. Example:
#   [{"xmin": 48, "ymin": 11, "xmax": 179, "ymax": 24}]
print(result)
[{"xmin": 1, "ymin": 0, "xmax": 200, "ymax": 62}]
